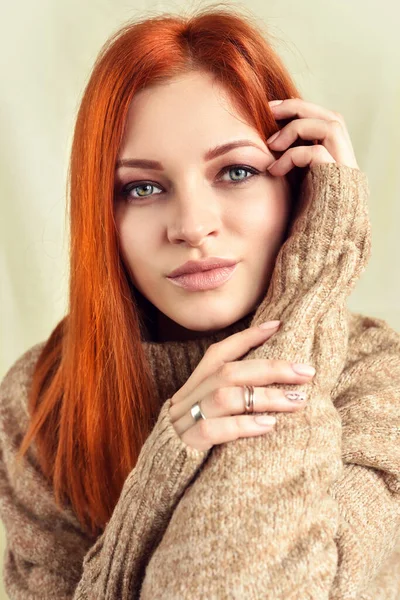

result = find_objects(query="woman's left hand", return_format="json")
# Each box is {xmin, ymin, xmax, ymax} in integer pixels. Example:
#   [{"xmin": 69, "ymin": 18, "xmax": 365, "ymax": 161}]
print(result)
[{"xmin": 266, "ymin": 98, "xmax": 359, "ymax": 174}]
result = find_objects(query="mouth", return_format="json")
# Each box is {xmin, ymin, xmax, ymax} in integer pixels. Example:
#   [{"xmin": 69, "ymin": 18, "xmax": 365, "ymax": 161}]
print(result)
[
  {"xmin": 166, "ymin": 264, "xmax": 238, "ymax": 291},
  {"xmin": 167, "ymin": 257, "xmax": 238, "ymax": 278}
]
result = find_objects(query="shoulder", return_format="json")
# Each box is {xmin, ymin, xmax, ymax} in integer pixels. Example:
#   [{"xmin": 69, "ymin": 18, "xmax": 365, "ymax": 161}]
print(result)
[
  {"xmin": 0, "ymin": 341, "xmax": 47, "ymax": 436},
  {"xmin": 0, "ymin": 341, "xmax": 96, "ymax": 571},
  {"xmin": 345, "ymin": 308, "xmax": 400, "ymax": 363},
  {"xmin": 333, "ymin": 309, "xmax": 400, "ymax": 402}
]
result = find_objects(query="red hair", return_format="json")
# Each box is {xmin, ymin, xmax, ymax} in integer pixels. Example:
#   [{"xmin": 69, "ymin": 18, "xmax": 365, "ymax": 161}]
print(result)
[{"xmin": 15, "ymin": 3, "xmax": 305, "ymax": 537}]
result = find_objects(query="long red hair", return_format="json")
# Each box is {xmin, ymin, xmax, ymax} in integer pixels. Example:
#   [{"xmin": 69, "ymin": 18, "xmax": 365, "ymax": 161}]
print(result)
[{"xmin": 15, "ymin": 3, "xmax": 304, "ymax": 537}]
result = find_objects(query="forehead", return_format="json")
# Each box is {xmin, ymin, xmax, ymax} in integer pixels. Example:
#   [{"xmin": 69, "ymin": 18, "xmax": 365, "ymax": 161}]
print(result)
[{"xmin": 119, "ymin": 71, "xmax": 272, "ymax": 160}]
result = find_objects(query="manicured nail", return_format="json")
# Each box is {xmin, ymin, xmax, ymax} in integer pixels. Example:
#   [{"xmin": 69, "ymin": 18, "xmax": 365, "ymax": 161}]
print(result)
[
  {"xmin": 267, "ymin": 131, "xmax": 280, "ymax": 144},
  {"xmin": 291, "ymin": 363, "xmax": 316, "ymax": 376},
  {"xmin": 254, "ymin": 415, "xmax": 276, "ymax": 425},
  {"xmin": 284, "ymin": 391, "xmax": 306, "ymax": 403},
  {"xmin": 258, "ymin": 320, "xmax": 281, "ymax": 330}
]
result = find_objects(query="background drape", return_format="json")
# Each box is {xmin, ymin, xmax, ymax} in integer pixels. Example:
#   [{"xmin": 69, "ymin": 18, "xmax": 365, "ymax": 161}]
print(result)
[{"xmin": 1, "ymin": 0, "xmax": 399, "ymax": 597}]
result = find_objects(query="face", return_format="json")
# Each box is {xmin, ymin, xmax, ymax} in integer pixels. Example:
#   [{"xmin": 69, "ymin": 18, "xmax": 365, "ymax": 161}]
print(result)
[{"xmin": 114, "ymin": 70, "xmax": 291, "ymax": 341}]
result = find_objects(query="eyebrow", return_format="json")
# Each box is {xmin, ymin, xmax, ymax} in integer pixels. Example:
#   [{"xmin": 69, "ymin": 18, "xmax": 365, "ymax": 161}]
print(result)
[{"xmin": 115, "ymin": 139, "xmax": 267, "ymax": 171}]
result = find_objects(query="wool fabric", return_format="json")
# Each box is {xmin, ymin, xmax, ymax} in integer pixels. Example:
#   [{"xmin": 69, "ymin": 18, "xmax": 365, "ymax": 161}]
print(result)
[{"xmin": 1, "ymin": 163, "xmax": 399, "ymax": 599}]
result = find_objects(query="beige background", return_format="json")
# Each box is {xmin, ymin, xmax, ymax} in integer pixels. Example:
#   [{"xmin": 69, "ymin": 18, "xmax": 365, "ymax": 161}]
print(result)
[{"xmin": 1, "ymin": 0, "xmax": 399, "ymax": 596}]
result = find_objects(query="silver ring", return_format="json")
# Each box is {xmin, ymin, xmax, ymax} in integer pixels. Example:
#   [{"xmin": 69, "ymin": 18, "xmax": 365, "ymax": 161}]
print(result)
[
  {"xmin": 244, "ymin": 385, "xmax": 255, "ymax": 414},
  {"xmin": 191, "ymin": 401, "xmax": 206, "ymax": 422}
]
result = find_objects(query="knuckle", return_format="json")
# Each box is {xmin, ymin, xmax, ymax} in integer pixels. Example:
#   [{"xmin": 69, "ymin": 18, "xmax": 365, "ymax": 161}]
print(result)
[
  {"xmin": 206, "ymin": 340, "xmax": 220, "ymax": 353},
  {"xmin": 292, "ymin": 145, "xmax": 309, "ymax": 161},
  {"xmin": 329, "ymin": 118, "xmax": 343, "ymax": 130},
  {"xmin": 205, "ymin": 343, "xmax": 220, "ymax": 361},
  {"xmin": 314, "ymin": 144, "xmax": 328, "ymax": 159},
  {"xmin": 211, "ymin": 386, "xmax": 229, "ymax": 409},
  {"xmin": 332, "ymin": 110, "xmax": 344, "ymax": 122},
  {"xmin": 169, "ymin": 403, "xmax": 179, "ymax": 422},
  {"xmin": 205, "ymin": 344, "xmax": 225, "ymax": 370},
  {"xmin": 217, "ymin": 362, "xmax": 236, "ymax": 384},
  {"xmin": 170, "ymin": 393, "xmax": 178, "ymax": 406},
  {"xmin": 197, "ymin": 418, "xmax": 212, "ymax": 441}
]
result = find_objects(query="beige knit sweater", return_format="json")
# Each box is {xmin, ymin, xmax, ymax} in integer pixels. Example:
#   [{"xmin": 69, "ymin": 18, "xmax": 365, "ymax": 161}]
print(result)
[{"xmin": 1, "ymin": 164, "xmax": 400, "ymax": 599}]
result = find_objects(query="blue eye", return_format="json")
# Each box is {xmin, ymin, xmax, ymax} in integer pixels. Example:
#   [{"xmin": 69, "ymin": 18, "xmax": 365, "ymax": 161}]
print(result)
[
  {"xmin": 219, "ymin": 164, "xmax": 260, "ymax": 184},
  {"xmin": 119, "ymin": 164, "xmax": 260, "ymax": 202}
]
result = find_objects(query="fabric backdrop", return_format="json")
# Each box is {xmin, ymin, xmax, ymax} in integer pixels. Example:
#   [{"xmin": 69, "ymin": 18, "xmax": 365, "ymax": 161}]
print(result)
[{"xmin": 1, "ymin": 0, "xmax": 399, "ymax": 597}]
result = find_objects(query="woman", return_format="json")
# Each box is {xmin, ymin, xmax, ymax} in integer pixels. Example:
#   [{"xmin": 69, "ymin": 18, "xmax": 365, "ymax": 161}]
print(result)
[{"xmin": 1, "ymin": 5, "xmax": 399, "ymax": 599}]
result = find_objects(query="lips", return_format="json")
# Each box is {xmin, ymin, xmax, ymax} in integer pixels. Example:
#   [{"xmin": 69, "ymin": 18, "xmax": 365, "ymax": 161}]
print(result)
[
  {"xmin": 167, "ymin": 258, "xmax": 238, "ymax": 278},
  {"xmin": 167, "ymin": 264, "xmax": 238, "ymax": 291}
]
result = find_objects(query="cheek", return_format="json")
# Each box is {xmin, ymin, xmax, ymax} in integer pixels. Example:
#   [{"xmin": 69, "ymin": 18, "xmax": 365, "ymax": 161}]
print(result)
[
  {"xmin": 116, "ymin": 213, "xmax": 157, "ymax": 277},
  {"xmin": 241, "ymin": 194, "xmax": 290, "ymax": 243}
]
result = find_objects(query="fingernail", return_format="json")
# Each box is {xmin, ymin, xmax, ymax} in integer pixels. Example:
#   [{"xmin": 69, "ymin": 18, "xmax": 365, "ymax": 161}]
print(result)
[
  {"xmin": 284, "ymin": 391, "xmax": 306, "ymax": 403},
  {"xmin": 254, "ymin": 415, "xmax": 276, "ymax": 425},
  {"xmin": 258, "ymin": 320, "xmax": 281, "ymax": 330},
  {"xmin": 267, "ymin": 131, "xmax": 280, "ymax": 144},
  {"xmin": 267, "ymin": 160, "xmax": 277, "ymax": 170},
  {"xmin": 291, "ymin": 363, "xmax": 316, "ymax": 376},
  {"xmin": 269, "ymin": 100, "xmax": 284, "ymax": 106}
]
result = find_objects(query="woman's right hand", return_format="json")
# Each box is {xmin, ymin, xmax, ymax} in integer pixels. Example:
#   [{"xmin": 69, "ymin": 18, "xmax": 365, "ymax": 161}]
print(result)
[{"xmin": 169, "ymin": 320, "xmax": 316, "ymax": 451}]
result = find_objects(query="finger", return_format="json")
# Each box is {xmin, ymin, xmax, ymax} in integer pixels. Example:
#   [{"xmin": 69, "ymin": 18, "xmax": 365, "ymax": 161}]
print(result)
[
  {"xmin": 179, "ymin": 413, "xmax": 277, "ymax": 452},
  {"xmin": 267, "ymin": 144, "xmax": 336, "ymax": 176},
  {"xmin": 270, "ymin": 97, "xmax": 341, "ymax": 123},
  {"xmin": 267, "ymin": 118, "xmax": 353, "ymax": 166},
  {"xmin": 269, "ymin": 97, "xmax": 353, "ymax": 147},
  {"xmin": 170, "ymin": 356, "xmax": 314, "ymax": 422},
  {"xmin": 173, "ymin": 385, "xmax": 306, "ymax": 434},
  {"xmin": 204, "ymin": 385, "xmax": 307, "ymax": 418},
  {"xmin": 170, "ymin": 321, "xmax": 281, "ymax": 405}
]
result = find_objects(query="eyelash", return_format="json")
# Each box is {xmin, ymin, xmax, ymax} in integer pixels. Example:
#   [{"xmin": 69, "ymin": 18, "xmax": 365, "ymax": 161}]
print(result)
[{"xmin": 119, "ymin": 164, "xmax": 261, "ymax": 202}]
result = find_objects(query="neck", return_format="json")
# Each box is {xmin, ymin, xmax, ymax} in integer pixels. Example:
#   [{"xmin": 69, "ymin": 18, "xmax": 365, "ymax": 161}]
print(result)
[
  {"xmin": 154, "ymin": 309, "xmax": 255, "ymax": 343},
  {"xmin": 141, "ymin": 308, "xmax": 256, "ymax": 405}
]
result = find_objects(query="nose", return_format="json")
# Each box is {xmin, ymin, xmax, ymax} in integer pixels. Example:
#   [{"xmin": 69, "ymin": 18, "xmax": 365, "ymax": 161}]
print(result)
[{"xmin": 167, "ymin": 191, "xmax": 221, "ymax": 247}]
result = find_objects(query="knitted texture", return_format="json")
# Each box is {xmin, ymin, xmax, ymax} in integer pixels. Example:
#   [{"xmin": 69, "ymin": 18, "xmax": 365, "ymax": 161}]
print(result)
[
  {"xmin": 140, "ymin": 164, "xmax": 400, "ymax": 599},
  {"xmin": 0, "ymin": 164, "xmax": 399, "ymax": 599}
]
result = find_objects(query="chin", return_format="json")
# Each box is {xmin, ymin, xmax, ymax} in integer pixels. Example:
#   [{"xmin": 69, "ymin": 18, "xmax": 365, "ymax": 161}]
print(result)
[{"xmin": 180, "ymin": 313, "xmax": 239, "ymax": 333}]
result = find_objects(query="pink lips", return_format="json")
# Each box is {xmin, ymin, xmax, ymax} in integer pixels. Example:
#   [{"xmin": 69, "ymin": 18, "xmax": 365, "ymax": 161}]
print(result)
[
  {"xmin": 167, "ymin": 257, "xmax": 238, "ymax": 278},
  {"xmin": 167, "ymin": 264, "xmax": 238, "ymax": 291}
]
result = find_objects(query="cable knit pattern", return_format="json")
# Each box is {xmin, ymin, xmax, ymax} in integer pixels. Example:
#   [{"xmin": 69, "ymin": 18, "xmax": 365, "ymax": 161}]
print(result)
[
  {"xmin": 0, "ymin": 164, "xmax": 399, "ymax": 599},
  {"xmin": 140, "ymin": 164, "xmax": 400, "ymax": 599}
]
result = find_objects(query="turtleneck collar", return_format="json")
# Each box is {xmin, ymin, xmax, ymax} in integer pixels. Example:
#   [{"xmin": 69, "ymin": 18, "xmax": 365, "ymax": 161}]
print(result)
[
  {"xmin": 129, "ymin": 163, "xmax": 368, "ymax": 406},
  {"xmin": 140, "ymin": 309, "xmax": 256, "ymax": 405}
]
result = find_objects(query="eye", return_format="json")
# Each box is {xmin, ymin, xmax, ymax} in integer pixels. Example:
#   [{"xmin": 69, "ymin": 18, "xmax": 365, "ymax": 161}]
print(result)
[
  {"xmin": 119, "ymin": 182, "xmax": 163, "ymax": 201},
  {"xmin": 217, "ymin": 164, "xmax": 260, "ymax": 184},
  {"xmin": 118, "ymin": 164, "xmax": 261, "ymax": 203}
]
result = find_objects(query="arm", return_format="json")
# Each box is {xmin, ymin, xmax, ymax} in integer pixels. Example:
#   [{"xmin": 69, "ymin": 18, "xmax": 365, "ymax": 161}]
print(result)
[
  {"xmin": 0, "ymin": 346, "xmax": 211, "ymax": 599},
  {"xmin": 327, "ymin": 312, "xmax": 400, "ymax": 599},
  {"xmin": 140, "ymin": 163, "xmax": 382, "ymax": 599}
]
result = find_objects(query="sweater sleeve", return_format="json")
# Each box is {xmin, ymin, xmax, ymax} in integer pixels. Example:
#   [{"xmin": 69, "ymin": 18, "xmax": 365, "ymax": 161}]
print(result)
[
  {"xmin": 0, "ymin": 346, "xmax": 211, "ymax": 599},
  {"xmin": 139, "ymin": 163, "xmax": 389, "ymax": 599},
  {"xmin": 327, "ymin": 312, "xmax": 400, "ymax": 600}
]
